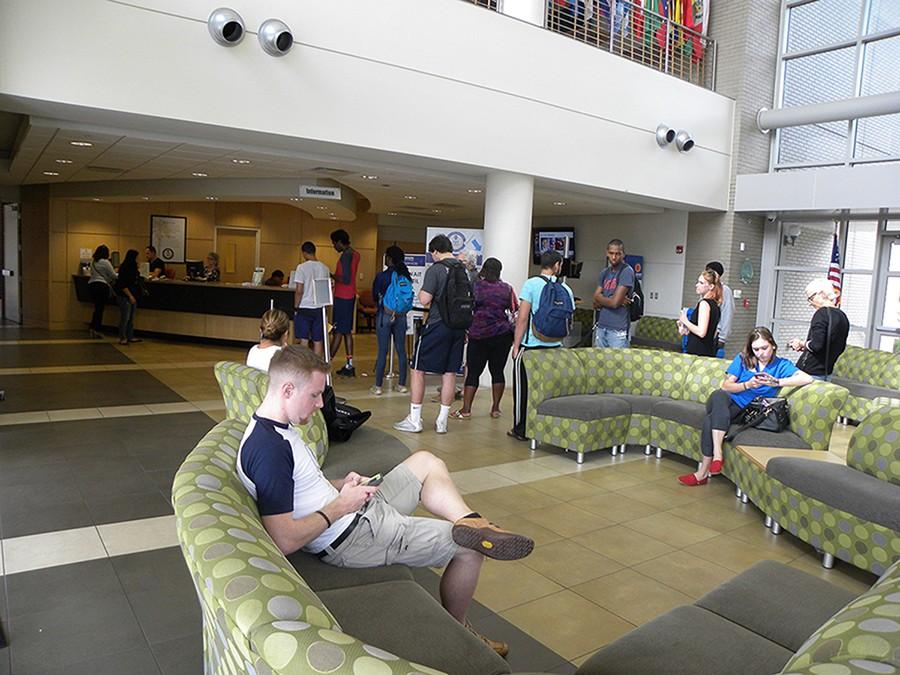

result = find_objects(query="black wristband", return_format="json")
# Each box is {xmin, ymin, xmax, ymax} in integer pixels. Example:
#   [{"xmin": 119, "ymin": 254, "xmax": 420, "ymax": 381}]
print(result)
[{"xmin": 315, "ymin": 510, "xmax": 332, "ymax": 528}]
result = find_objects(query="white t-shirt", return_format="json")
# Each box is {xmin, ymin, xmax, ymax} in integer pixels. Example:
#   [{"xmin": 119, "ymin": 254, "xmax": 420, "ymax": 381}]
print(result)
[
  {"xmin": 294, "ymin": 260, "xmax": 331, "ymax": 309},
  {"xmin": 246, "ymin": 344, "xmax": 281, "ymax": 372}
]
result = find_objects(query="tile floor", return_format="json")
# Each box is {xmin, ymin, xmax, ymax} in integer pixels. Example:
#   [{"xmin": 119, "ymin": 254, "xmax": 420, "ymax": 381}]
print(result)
[{"xmin": 0, "ymin": 326, "xmax": 877, "ymax": 674}]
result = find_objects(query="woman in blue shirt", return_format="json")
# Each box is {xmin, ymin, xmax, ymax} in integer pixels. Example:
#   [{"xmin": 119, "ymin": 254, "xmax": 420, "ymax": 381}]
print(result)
[
  {"xmin": 678, "ymin": 326, "xmax": 813, "ymax": 486},
  {"xmin": 370, "ymin": 246, "xmax": 412, "ymax": 395}
]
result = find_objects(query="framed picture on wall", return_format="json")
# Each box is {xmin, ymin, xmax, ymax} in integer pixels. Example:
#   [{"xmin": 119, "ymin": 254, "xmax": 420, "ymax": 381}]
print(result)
[{"xmin": 150, "ymin": 215, "xmax": 187, "ymax": 264}]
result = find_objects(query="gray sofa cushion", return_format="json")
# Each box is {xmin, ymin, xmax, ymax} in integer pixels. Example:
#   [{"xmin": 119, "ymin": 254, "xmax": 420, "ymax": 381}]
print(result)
[
  {"xmin": 322, "ymin": 426, "xmax": 412, "ymax": 480},
  {"xmin": 695, "ymin": 561, "xmax": 855, "ymax": 652},
  {"xmin": 651, "ymin": 399, "xmax": 706, "ymax": 427},
  {"xmin": 768, "ymin": 458, "xmax": 900, "ymax": 531},
  {"xmin": 830, "ymin": 376, "xmax": 900, "ymax": 401},
  {"xmin": 537, "ymin": 394, "xmax": 630, "ymax": 421},
  {"xmin": 727, "ymin": 426, "xmax": 810, "ymax": 449},
  {"xmin": 318, "ymin": 580, "xmax": 510, "ymax": 675},
  {"xmin": 287, "ymin": 550, "xmax": 413, "ymax": 591},
  {"xmin": 609, "ymin": 394, "xmax": 670, "ymax": 415},
  {"xmin": 574, "ymin": 605, "xmax": 793, "ymax": 675}
]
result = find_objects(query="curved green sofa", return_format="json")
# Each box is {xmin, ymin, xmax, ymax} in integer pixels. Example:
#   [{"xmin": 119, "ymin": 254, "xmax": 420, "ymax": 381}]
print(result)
[
  {"xmin": 831, "ymin": 345, "xmax": 900, "ymax": 423},
  {"xmin": 173, "ymin": 362, "xmax": 513, "ymax": 674}
]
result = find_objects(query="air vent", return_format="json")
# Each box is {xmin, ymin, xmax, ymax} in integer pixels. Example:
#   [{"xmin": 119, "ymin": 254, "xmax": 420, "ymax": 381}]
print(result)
[
  {"xmin": 310, "ymin": 166, "xmax": 352, "ymax": 177},
  {"xmin": 85, "ymin": 165, "xmax": 125, "ymax": 174}
]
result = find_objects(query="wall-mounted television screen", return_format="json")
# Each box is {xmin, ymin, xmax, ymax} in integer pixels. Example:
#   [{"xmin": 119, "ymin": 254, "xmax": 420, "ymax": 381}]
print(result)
[{"xmin": 533, "ymin": 228, "xmax": 576, "ymax": 264}]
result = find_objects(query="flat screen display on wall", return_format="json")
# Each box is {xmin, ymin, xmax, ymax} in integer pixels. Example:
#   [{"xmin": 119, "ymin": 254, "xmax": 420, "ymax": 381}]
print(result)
[{"xmin": 533, "ymin": 228, "xmax": 576, "ymax": 264}]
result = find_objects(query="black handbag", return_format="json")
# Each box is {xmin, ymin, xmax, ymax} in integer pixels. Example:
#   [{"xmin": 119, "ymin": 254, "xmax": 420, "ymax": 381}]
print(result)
[
  {"xmin": 322, "ymin": 385, "xmax": 371, "ymax": 443},
  {"xmin": 725, "ymin": 396, "xmax": 791, "ymax": 441}
]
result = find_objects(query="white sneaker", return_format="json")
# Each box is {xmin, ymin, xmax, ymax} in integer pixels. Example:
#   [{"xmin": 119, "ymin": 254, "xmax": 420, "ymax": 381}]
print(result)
[
  {"xmin": 435, "ymin": 417, "xmax": 448, "ymax": 434},
  {"xmin": 393, "ymin": 416, "xmax": 423, "ymax": 433},
  {"xmin": 370, "ymin": 386, "xmax": 383, "ymax": 396},
  {"xmin": 395, "ymin": 385, "xmax": 409, "ymax": 394}
]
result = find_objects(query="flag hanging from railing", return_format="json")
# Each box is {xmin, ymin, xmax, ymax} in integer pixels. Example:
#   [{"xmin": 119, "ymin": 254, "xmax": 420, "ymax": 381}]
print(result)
[{"xmin": 828, "ymin": 227, "xmax": 843, "ymax": 306}]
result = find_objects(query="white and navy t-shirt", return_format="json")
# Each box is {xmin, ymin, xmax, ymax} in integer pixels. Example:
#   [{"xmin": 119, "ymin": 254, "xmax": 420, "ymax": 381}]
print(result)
[{"xmin": 236, "ymin": 414, "xmax": 354, "ymax": 552}]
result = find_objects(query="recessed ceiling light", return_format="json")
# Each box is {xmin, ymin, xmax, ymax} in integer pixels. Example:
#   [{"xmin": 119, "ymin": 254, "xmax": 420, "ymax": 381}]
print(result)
[
  {"xmin": 191, "ymin": 172, "xmax": 208, "ymax": 177},
  {"xmin": 69, "ymin": 140, "xmax": 93, "ymax": 147},
  {"xmin": 467, "ymin": 188, "xmax": 483, "ymax": 194},
  {"xmin": 55, "ymin": 159, "xmax": 73, "ymax": 164},
  {"xmin": 387, "ymin": 212, "xmax": 398, "ymax": 216},
  {"xmin": 42, "ymin": 171, "xmax": 59, "ymax": 176},
  {"xmin": 361, "ymin": 174, "xmax": 378, "ymax": 180},
  {"xmin": 141, "ymin": 196, "xmax": 150, "ymax": 201},
  {"xmin": 329, "ymin": 216, "xmax": 337, "ymax": 219},
  {"xmin": 316, "ymin": 205, "xmax": 327, "ymax": 210},
  {"xmin": 289, "ymin": 197, "xmax": 300, "ymax": 202},
  {"xmin": 552, "ymin": 201, "xmax": 567, "ymax": 206},
  {"xmin": 403, "ymin": 195, "xmax": 417, "ymax": 200},
  {"xmin": 431, "ymin": 209, "xmax": 443, "ymax": 214},
  {"xmin": 91, "ymin": 197, "xmax": 102, "ymax": 201},
  {"xmin": 205, "ymin": 196, "xmax": 218, "ymax": 201},
  {"xmin": 231, "ymin": 159, "xmax": 251, "ymax": 165}
]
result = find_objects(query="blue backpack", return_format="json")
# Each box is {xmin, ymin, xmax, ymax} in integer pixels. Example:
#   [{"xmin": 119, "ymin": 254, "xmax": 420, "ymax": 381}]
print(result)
[
  {"xmin": 383, "ymin": 271, "xmax": 414, "ymax": 314},
  {"xmin": 531, "ymin": 276, "xmax": 574, "ymax": 342}
]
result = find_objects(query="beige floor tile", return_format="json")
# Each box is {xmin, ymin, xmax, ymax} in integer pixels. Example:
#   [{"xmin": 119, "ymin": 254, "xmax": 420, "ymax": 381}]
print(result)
[
  {"xmin": 530, "ymin": 453, "xmax": 594, "ymax": 475},
  {"xmin": 485, "ymin": 513, "xmax": 566, "ymax": 548},
  {"xmin": 518, "ymin": 502, "xmax": 614, "ymax": 539},
  {"xmin": 449, "ymin": 468, "xmax": 517, "ymax": 494},
  {"xmin": 526, "ymin": 475, "xmax": 609, "ymax": 501},
  {"xmin": 97, "ymin": 515, "xmax": 179, "ymax": 557},
  {"xmin": 568, "ymin": 493, "xmax": 661, "ymax": 523},
  {"xmin": 787, "ymin": 551, "xmax": 877, "ymax": 594},
  {"xmin": 147, "ymin": 401, "xmax": 200, "ymax": 415},
  {"xmin": 624, "ymin": 512, "xmax": 720, "ymax": 548},
  {"xmin": 472, "ymin": 483, "xmax": 563, "ymax": 513},
  {"xmin": 500, "ymin": 589, "xmax": 635, "ymax": 660},
  {"xmin": 473, "ymin": 560, "xmax": 564, "ymax": 612},
  {"xmin": 572, "ymin": 525, "xmax": 676, "ymax": 566},
  {"xmin": 486, "ymin": 460, "xmax": 565, "ymax": 483},
  {"xmin": 3, "ymin": 526, "xmax": 108, "ymax": 574},
  {"xmin": 47, "ymin": 407, "xmax": 102, "ymax": 422},
  {"xmin": 688, "ymin": 533, "xmax": 796, "ymax": 573},
  {"xmin": 613, "ymin": 482, "xmax": 702, "ymax": 510},
  {"xmin": 98, "ymin": 404, "xmax": 153, "ymax": 418},
  {"xmin": 521, "ymin": 539, "xmax": 622, "ymax": 586},
  {"xmin": 0, "ymin": 411, "xmax": 51, "ymax": 426},
  {"xmin": 616, "ymin": 457, "xmax": 687, "ymax": 479},
  {"xmin": 665, "ymin": 498, "xmax": 764, "ymax": 533},
  {"xmin": 570, "ymin": 468, "xmax": 645, "ymax": 491},
  {"xmin": 571, "ymin": 568, "xmax": 694, "ymax": 626},
  {"xmin": 725, "ymin": 522, "xmax": 814, "ymax": 560},
  {"xmin": 458, "ymin": 491, "xmax": 514, "ymax": 520},
  {"xmin": 192, "ymin": 399, "xmax": 226, "ymax": 411},
  {"xmin": 633, "ymin": 550, "xmax": 739, "ymax": 599}
]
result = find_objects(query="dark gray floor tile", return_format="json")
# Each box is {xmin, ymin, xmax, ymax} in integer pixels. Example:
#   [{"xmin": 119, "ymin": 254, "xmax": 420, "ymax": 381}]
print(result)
[
  {"xmin": 0, "ymin": 479, "xmax": 82, "ymax": 511},
  {"xmin": 132, "ymin": 447, "xmax": 193, "ymax": 472},
  {"xmin": 68, "ymin": 456, "xmax": 148, "ymax": 484},
  {"xmin": 0, "ymin": 462, "xmax": 74, "ymax": 489},
  {"xmin": 0, "ymin": 499, "xmax": 94, "ymax": 538},
  {"xmin": 126, "ymin": 588, "xmax": 200, "ymax": 645},
  {"xmin": 147, "ymin": 468, "xmax": 177, "ymax": 500},
  {"xmin": 9, "ymin": 594, "xmax": 145, "ymax": 672},
  {"xmin": 0, "ymin": 343, "xmax": 132, "ymax": 368},
  {"xmin": 40, "ymin": 646, "xmax": 160, "ymax": 675},
  {"xmin": 468, "ymin": 612, "xmax": 571, "ymax": 674},
  {"xmin": 151, "ymin": 634, "xmax": 202, "ymax": 675},
  {"xmin": 111, "ymin": 547, "xmax": 195, "ymax": 598},
  {"xmin": 85, "ymin": 491, "xmax": 173, "ymax": 526},
  {"xmin": 77, "ymin": 473, "xmax": 163, "ymax": 501},
  {"xmin": 5, "ymin": 559, "xmax": 124, "ymax": 619},
  {"xmin": 0, "ymin": 446, "xmax": 71, "ymax": 471},
  {"xmin": 0, "ymin": 372, "xmax": 183, "ymax": 413},
  {"xmin": 0, "ymin": 327, "xmax": 90, "ymax": 340}
]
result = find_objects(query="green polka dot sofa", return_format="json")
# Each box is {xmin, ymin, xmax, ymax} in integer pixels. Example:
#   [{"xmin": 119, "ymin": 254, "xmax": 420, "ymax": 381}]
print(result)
[
  {"xmin": 830, "ymin": 346, "xmax": 900, "ymax": 424},
  {"xmin": 575, "ymin": 558, "xmax": 900, "ymax": 675},
  {"xmin": 172, "ymin": 362, "xmax": 513, "ymax": 674},
  {"xmin": 630, "ymin": 316, "xmax": 682, "ymax": 351}
]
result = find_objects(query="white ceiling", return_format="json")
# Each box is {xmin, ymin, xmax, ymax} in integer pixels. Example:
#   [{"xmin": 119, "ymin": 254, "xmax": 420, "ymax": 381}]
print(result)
[{"xmin": 1, "ymin": 115, "xmax": 665, "ymax": 221}]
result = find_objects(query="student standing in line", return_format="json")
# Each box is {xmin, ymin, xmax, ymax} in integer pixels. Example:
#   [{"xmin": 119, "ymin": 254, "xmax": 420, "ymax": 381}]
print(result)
[
  {"xmin": 293, "ymin": 242, "xmax": 331, "ymax": 358},
  {"xmin": 593, "ymin": 239, "xmax": 634, "ymax": 348},
  {"xmin": 508, "ymin": 250, "xmax": 574, "ymax": 442},
  {"xmin": 679, "ymin": 269, "xmax": 722, "ymax": 357},
  {"xmin": 706, "ymin": 261, "xmax": 735, "ymax": 358},
  {"xmin": 329, "ymin": 229, "xmax": 360, "ymax": 377},
  {"xmin": 371, "ymin": 246, "xmax": 411, "ymax": 396},
  {"xmin": 88, "ymin": 244, "xmax": 116, "ymax": 338},
  {"xmin": 114, "ymin": 249, "xmax": 142, "ymax": 345}
]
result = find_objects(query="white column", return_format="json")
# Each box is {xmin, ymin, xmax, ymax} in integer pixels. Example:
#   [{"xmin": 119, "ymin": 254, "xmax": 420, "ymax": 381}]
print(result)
[{"xmin": 500, "ymin": 0, "xmax": 545, "ymax": 26}]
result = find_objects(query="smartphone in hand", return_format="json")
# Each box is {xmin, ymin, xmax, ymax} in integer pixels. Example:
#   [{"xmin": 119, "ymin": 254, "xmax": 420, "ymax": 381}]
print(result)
[{"xmin": 359, "ymin": 473, "xmax": 384, "ymax": 487}]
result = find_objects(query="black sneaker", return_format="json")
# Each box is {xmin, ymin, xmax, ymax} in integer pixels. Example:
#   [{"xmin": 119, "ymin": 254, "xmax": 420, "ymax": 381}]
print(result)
[{"xmin": 336, "ymin": 364, "xmax": 356, "ymax": 377}]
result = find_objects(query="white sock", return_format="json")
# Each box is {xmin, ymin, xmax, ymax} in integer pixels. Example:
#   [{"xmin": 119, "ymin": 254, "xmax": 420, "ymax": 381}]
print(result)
[
  {"xmin": 438, "ymin": 404, "xmax": 451, "ymax": 424},
  {"xmin": 410, "ymin": 404, "xmax": 422, "ymax": 425}
]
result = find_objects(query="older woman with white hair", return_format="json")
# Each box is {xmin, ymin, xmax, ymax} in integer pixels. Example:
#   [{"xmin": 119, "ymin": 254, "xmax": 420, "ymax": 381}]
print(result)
[{"xmin": 789, "ymin": 278, "xmax": 849, "ymax": 380}]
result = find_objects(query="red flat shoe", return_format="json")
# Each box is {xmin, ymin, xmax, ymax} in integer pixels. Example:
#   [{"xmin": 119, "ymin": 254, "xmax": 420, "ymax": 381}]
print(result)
[
  {"xmin": 678, "ymin": 473, "xmax": 708, "ymax": 486},
  {"xmin": 709, "ymin": 459, "xmax": 724, "ymax": 476}
]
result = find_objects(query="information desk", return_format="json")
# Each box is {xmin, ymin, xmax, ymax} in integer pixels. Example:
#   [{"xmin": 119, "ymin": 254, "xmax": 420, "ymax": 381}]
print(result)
[{"xmin": 73, "ymin": 275, "xmax": 296, "ymax": 341}]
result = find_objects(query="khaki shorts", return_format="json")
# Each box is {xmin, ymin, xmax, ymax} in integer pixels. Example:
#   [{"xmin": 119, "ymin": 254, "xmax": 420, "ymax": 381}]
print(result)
[{"xmin": 322, "ymin": 464, "xmax": 458, "ymax": 569}]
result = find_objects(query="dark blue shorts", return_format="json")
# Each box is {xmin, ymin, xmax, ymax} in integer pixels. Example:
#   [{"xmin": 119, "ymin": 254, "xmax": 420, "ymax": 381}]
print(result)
[
  {"xmin": 295, "ymin": 308, "xmax": 324, "ymax": 342},
  {"xmin": 412, "ymin": 321, "xmax": 466, "ymax": 374},
  {"xmin": 332, "ymin": 297, "xmax": 355, "ymax": 334}
]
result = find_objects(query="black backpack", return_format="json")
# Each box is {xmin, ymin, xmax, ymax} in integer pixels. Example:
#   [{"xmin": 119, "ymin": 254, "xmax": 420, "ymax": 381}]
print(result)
[
  {"xmin": 321, "ymin": 385, "xmax": 371, "ymax": 443},
  {"xmin": 437, "ymin": 259, "xmax": 474, "ymax": 329},
  {"xmin": 602, "ymin": 264, "xmax": 643, "ymax": 322}
]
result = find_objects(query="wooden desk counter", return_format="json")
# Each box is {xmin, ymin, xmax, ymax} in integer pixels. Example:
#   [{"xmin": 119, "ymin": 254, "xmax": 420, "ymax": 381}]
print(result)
[{"xmin": 735, "ymin": 445, "xmax": 846, "ymax": 471}]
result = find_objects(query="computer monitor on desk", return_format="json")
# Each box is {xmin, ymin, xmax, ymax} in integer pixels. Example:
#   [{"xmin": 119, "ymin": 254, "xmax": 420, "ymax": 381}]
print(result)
[{"xmin": 185, "ymin": 260, "xmax": 204, "ymax": 279}]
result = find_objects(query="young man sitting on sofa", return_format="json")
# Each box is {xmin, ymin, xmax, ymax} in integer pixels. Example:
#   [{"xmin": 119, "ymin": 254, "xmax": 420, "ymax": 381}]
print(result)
[{"xmin": 236, "ymin": 345, "xmax": 535, "ymax": 656}]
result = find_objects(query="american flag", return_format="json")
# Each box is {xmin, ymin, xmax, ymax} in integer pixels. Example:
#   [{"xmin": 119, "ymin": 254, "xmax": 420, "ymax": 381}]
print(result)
[{"xmin": 828, "ymin": 230, "xmax": 842, "ymax": 306}]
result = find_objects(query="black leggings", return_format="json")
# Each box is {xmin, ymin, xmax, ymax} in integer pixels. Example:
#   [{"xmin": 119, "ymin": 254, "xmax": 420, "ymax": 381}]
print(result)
[
  {"xmin": 464, "ymin": 332, "xmax": 514, "ymax": 387},
  {"xmin": 701, "ymin": 390, "xmax": 744, "ymax": 457},
  {"xmin": 89, "ymin": 282, "xmax": 109, "ymax": 332}
]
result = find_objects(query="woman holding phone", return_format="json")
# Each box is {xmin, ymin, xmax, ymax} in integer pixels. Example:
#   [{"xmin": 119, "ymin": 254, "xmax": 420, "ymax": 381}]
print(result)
[{"xmin": 677, "ymin": 326, "xmax": 814, "ymax": 486}]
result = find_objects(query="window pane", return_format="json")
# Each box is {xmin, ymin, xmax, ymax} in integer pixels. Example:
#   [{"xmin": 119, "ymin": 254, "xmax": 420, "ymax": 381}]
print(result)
[
  {"xmin": 786, "ymin": 0, "xmax": 863, "ymax": 53},
  {"xmin": 773, "ymin": 322, "xmax": 812, "ymax": 363},
  {"xmin": 844, "ymin": 221, "xmax": 877, "ymax": 269},
  {"xmin": 779, "ymin": 221, "xmax": 839, "ymax": 267},
  {"xmin": 783, "ymin": 47, "xmax": 856, "ymax": 107},
  {"xmin": 775, "ymin": 271, "xmax": 821, "ymax": 323},
  {"xmin": 779, "ymin": 122, "xmax": 849, "ymax": 163},
  {"xmin": 890, "ymin": 240, "xmax": 900, "ymax": 271},
  {"xmin": 861, "ymin": 36, "xmax": 900, "ymax": 97},
  {"xmin": 877, "ymin": 335, "xmax": 900, "ymax": 352},
  {"xmin": 881, "ymin": 277, "xmax": 900, "ymax": 328},
  {"xmin": 867, "ymin": 0, "xmax": 900, "ymax": 34},
  {"xmin": 855, "ymin": 113, "xmax": 900, "ymax": 159},
  {"xmin": 841, "ymin": 273, "xmax": 872, "ymax": 326},
  {"xmin": 847, "ymin": 328, "xmax": 867, "ymax": 347}
]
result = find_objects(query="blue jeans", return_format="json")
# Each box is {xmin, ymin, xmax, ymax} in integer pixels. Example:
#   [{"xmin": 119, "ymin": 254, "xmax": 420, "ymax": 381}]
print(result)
[
  {"xmin": 117, "ymin": 294, "xmax": 135, "ymax": 341},
  {"xmin": 594, "ymin": 327, "xmax": 629, "ymax": 348},
  {"xmin": 375, "ymin": 310, "xmax": 408, "ymax": 387},
  {"xmin": 811, "ymin": 374, "xmax": 831, "ymax": 382}
]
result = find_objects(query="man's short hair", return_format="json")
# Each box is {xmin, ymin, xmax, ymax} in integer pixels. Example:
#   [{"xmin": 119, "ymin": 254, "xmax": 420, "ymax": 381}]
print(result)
[
  {"xmin": 268, "ymin": 345, "xmax": 329, "ymax": 391},
  {"xmin": 540, "ymin": 250, "xmax": 563, "ymax": 270},
  {"xmin": 428, "ymin": 234, "xmax": 453, "ymax": 254},
  {"xmin": 146, "ymin": 245, "xmax": 157, "ymax": 254},
  {"xmin": 706, "ymin": 261, "xmax": 725, "ymax": 276},
  {"xmin": 301, "ymin": 241, "xmax": 316, "ymax": 254},
  {"xmin": 330, "ymin": 229, "xmax": 350, "ymax": 246},
  {"xmin": 607, "ymin": 239, "xmax": 624, "ymax": 250}
]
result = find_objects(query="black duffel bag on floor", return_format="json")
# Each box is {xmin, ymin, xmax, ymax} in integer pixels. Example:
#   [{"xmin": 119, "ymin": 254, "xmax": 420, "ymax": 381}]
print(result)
[{"xmin": 322, "ymin": 385, "xmax": 371, "ymax": 443}]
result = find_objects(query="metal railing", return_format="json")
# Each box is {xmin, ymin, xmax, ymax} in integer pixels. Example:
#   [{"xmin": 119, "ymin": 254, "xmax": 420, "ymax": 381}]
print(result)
[{"xmin": 463, "ymin": 0, "xmax": 717, "ymax": 90}]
